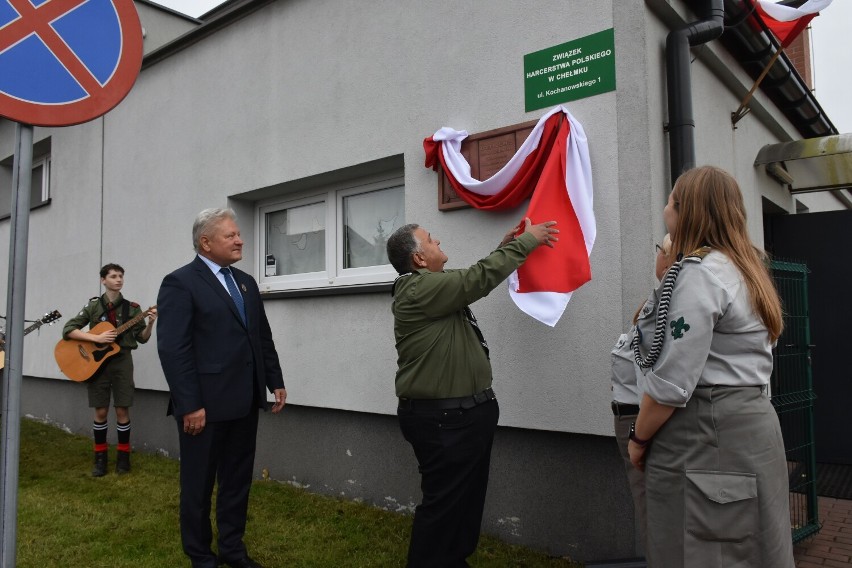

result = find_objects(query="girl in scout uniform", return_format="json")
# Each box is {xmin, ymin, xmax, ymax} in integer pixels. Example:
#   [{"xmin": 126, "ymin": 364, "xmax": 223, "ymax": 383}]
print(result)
[
  {"xmin": 628, "ymin": 166, "xmax": 793, "ymax": 567},
  {"xmin": 610, "ymin": 233, "xmax": 673, "ymax": 553}
]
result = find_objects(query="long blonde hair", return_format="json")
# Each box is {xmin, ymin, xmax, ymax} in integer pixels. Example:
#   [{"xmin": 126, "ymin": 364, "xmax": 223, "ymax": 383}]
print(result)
[{"xmin": 669, "ymin": 166, "xmax": 783, "ymax": 341}]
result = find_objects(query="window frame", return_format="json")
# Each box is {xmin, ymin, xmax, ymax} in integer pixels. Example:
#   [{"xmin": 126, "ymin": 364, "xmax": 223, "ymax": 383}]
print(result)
[
  {"xmin": 0, "ymin": 153, "xmax": 51, "ymax": 220},
  {"xmin": 256, "ymin": 173, "xmax": 403, "ymax": 293},
  {"xmin": 31, "ymin": 155, "xmax": 51, "ymax": 205}
]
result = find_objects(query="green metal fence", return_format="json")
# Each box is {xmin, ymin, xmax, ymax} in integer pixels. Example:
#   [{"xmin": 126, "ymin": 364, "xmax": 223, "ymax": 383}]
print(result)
[{"xmin": 770, "ymin": 259, "xmax": 820, "ymax": 543}]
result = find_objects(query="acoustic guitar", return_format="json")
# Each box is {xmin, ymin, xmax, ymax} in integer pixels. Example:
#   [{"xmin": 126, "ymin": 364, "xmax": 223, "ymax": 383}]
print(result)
[
  {"xmin": 0, "ymin": 310, "xmax": 63, "ymax": 370},
  {"xmin": 54, "ymin": 305, "xmax": 156, "ymax": 382}
]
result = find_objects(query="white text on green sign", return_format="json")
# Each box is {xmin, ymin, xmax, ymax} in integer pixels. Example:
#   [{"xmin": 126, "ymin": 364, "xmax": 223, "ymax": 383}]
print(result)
[{"xmin": 524, "ymin": 28, "xmax": 616, "ymax": 112}]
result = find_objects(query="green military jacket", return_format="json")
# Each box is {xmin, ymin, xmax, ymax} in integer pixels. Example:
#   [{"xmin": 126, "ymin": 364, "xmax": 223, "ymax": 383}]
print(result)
[
  {"xmin": 392, "ymin": 232, "xmax": 539, "ymax": 399},
  {"xmin": 62, "ymin": 293, "xmax": 148, "ymax": 350}
]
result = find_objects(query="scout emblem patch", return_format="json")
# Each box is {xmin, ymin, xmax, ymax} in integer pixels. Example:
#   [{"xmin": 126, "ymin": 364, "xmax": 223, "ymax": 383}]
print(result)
[{"xmin": 670, "ymin": 317, "xmax": 690, "ymax": 339}]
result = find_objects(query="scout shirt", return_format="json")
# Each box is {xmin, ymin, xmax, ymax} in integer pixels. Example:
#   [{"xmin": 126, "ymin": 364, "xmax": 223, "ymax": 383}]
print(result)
[
  {"xmin": 393, "ymin": 232, "xmax": 539, "ymax": 399},
  {"xmin": 610, "ymin": 327, "xmax": 643, "ymax": 406},
  {"xmin": 636, "ymin": 250, "xmax": 773, "ymax": 407},
  {"xmin": 62, "ymin": 293, "xmax": 148, "ymax": 351}
]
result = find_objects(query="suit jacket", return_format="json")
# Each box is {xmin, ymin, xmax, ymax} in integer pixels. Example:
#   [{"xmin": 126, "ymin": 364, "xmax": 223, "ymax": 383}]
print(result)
[{"xmin": 156, "ymin": 256, "xmax": 284, "ymax": 421}]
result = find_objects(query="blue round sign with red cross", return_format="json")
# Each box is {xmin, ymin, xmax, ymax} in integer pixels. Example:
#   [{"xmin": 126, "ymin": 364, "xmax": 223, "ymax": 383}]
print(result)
[{"xmin": 0, "ymin": 0, "xmax": 143, "ymax": 127}]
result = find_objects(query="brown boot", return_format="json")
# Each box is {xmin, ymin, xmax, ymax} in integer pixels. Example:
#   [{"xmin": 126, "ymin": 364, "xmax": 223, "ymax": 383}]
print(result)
[{"xmin": 92, "ymin": 451, "xmax": 108, "ymax": 477}]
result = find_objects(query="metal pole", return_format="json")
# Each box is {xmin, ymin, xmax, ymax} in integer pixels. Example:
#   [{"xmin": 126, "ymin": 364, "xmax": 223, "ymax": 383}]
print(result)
[
  {"xmin": 731, "ymin": 48, "xmax": 784, "ymax": 126},
  {"xmin": 0, "ymin": 122, "xmax": 33, "ymax": 568}
]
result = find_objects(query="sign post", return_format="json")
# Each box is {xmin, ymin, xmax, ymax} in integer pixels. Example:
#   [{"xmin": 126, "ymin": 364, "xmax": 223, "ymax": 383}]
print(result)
[
  {"xmin": 0, "ymin": 0, "xmax": 143, "ymax": 562},
  {"xmin": 0, "ymin": 123, "xmax": 33, "ymax": 568}
]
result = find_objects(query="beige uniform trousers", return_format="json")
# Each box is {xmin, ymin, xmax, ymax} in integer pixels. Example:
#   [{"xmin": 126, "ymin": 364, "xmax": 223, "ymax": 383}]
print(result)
[
  {"xmin": 645, "ymin": 386, "xmax": 794, "ymax": 568},
  {"xmin": 614, "ymin": 413, "xmax": 647, "ymax": 555}
]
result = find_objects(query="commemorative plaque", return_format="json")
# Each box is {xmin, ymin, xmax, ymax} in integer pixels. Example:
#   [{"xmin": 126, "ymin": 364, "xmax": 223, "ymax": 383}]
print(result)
[{"xmin": 438, "ymin": 119, "xmax": 537, "ymax": 211}]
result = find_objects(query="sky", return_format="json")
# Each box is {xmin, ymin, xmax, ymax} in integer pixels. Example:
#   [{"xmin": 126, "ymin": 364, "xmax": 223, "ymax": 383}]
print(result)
[
  {"xmin": 159, "ymin": 0, "xmax": 217, "ymax": 18},
  {"xmin": 154, "ymin": 0, "xmax": 851, "ymax": 133}
]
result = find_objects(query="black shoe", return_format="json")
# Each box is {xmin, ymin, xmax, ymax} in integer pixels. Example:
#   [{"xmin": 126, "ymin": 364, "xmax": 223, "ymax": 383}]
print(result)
[
  {"xmin": 115, "ymin": 450, "xmax": 131, "ymax": 474},
  {"xmin": 219, "ymin": 556, "xmax": 263, "ymax": 568},
  {"xmin": 91, "ymin": 451, "xmax": 107, "ymax": 477}
]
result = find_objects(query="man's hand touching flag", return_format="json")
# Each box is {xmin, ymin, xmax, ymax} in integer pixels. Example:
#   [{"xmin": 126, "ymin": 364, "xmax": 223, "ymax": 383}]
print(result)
[{"xmin": 424, "ymin": 106, "xmax": 595, "ymax": 326}]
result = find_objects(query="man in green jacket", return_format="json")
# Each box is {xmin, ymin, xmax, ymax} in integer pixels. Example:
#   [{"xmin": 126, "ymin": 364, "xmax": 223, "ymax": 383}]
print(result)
[{"xmin": 387, "ymin": 218, "xmax": 557, "ymax": 568}]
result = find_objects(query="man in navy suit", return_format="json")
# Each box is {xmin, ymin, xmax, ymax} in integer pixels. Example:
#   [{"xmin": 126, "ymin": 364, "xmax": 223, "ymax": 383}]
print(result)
[{"xmin": 157, "ymin": 208, "xmax": 286, "ymax": 568}]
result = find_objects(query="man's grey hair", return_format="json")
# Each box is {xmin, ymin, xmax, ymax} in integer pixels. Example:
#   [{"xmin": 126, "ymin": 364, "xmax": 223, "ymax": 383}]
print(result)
[
  {"xmin": 193, "ymin": 208, "xmax": 237, "ymax": 252},
  {"xmin": 386, "ymin": 224, "xmax": 421, "ymax": 275}
]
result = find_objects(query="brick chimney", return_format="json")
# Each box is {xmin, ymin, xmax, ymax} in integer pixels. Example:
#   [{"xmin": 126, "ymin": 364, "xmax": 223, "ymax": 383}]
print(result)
[{"xmin": 785, "ymin": 26, "xmax": 813, "ymax": 90}]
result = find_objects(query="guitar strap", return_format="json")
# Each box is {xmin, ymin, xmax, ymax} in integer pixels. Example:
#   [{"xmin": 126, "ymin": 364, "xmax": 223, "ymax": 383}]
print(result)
[{"xmin": 118, "ymin": 301, "xmax": 130, "ymax": 338}]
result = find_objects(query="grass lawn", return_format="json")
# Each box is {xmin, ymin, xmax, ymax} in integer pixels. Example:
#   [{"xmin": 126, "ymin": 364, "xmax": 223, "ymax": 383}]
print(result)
[{"xmin": 14, "ymin": 418, "xmax": 580, "ymax": 567}]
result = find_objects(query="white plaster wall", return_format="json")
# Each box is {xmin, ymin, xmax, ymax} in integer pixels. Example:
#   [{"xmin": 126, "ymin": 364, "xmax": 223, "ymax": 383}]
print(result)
[
  {"xmin": 0, "ymin": 120, "xmax": 109, "ymax": 383},
  {"xmin": 73, "ymin": 0, "xmax": 623, "ymax": 436}
]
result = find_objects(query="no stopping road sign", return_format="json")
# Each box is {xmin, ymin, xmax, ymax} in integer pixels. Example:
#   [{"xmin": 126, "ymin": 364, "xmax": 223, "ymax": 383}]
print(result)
[{"xmin": 0, "ymin": 0, "xmax": 143, "ymax": 126}]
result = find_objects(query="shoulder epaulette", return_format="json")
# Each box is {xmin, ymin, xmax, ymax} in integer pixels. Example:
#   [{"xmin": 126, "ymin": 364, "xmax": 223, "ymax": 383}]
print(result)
[
  {"xmin": 130, "ymin": 302, "xmax": 140, "ymax": 308},
  {"xmin": 684, "ymin": 246, "xmax": 712, "ymax": 263},
  {"xmin": 88, "ymin": 296, "xmax": 99, "ymax": 302}
]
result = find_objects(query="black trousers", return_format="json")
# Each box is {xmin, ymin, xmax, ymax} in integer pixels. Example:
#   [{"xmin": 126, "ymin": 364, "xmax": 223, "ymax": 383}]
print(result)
[
  {"xmin": 398, "ymin": 398, "xmax": 499, "ymax": 568},
  {"xmin": 176, "ymin": 409, "xmax": 259, "ymax": 568}
]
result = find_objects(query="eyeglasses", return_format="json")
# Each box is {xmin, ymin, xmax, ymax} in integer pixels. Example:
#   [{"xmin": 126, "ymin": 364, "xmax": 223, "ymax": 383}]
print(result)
[{"xmin": 655, "ymin": 243, "xmax": 663, "ymax": 253}]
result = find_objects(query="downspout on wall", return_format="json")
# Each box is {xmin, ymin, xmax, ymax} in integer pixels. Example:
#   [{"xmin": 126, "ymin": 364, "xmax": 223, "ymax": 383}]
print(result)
[{"xmin": 666, "ymin": 0, "xmax": 725, "ymax": 186}]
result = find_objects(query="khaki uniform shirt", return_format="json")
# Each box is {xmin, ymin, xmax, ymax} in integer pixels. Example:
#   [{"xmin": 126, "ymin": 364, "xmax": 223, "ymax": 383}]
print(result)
[
  {"xmin": 393, "ymin": 232, "xmax": 538, "ymax": 399},
  {"xmin": 610, "ymin": 328, "xmax": 643, "ymax": 406},
  {"xmin": 62, "ymin": 293, "xmax": 148, "ymax": 350},
  {"xmin": 636, "ymin": 251, "xmax": 773, "ymax": 407}
]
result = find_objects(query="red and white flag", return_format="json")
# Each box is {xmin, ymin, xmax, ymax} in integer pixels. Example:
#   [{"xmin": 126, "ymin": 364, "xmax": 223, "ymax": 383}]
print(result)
[
  {"xmin": 423, "ymin": 106, "xmax": 595, "ymax": 326},
  {"xmin": 756, "ymin": 0, "xmax": 832, "ymax": 47}
]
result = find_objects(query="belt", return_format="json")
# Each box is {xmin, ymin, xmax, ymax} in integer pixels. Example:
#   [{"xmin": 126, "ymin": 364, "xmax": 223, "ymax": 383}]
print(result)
[
  {"xmin": 611, "ymin": 401, "xmax": 640, "ymax": 416},
  {"xmin": 398, "ymin": 388, "xmax": 496, "ymax": 411}
]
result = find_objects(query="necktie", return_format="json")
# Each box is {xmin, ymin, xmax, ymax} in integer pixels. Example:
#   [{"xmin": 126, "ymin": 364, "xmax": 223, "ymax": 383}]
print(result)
[
  {"xmin": 106, "ymin": 302, "xmax": 117, "ymax": 327},
  {"xmin": 463, "ymin": 306, "xmax": 489, "ymax": 360},
  {"xmin": 220, "ymin": 267, "xmax": 246, "ymax": 325}
]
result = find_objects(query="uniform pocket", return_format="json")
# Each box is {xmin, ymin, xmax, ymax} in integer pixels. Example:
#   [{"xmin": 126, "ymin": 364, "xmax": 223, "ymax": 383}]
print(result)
[{"xmin": 685, "ymin": 470, "xmax": 757, "ymax": 542}]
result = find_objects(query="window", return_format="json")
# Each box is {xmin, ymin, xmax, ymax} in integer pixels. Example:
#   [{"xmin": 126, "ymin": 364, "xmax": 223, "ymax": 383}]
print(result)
[
  {"xmin": 258, "ymin": 175, "xmax": 404, "ymax": 292},
  {"xmin": 0, "ymin": 138, "xmax": 51, "ymax": 220}
]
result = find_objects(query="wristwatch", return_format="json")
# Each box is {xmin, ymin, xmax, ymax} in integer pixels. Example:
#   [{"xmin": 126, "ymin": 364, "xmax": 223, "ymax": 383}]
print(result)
[{"xmin": 629, "ymin": 422, "xmax": 651, "ymax": 448}]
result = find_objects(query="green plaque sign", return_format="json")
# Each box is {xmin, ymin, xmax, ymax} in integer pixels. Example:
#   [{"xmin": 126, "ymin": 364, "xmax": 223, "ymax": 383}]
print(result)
[{"xmin": 524, "ymin": 28, "xmax": 616, "ymax": 112}]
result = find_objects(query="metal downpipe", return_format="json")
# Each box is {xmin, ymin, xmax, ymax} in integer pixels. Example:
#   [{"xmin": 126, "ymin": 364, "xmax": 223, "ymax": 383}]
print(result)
[{"xmin": 666, "ymin": 0, "xmax": 725, "ymax": 185}]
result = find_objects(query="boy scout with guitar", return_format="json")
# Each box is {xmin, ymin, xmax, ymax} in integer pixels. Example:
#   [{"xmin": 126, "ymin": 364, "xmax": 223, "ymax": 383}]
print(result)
[{"xmin": 58, "ymin": 263, "xmax": 156, "ymax": 476}]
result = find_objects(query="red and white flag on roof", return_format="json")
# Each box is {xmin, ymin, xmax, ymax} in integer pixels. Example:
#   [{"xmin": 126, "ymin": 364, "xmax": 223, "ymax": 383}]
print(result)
[
  {"xmin": 756, "ymin": 0, "xmax": 832, "ymax": 47},
  {"xmin": 423, "ymin": 106, "xmax": 595, "ymax": 327}
]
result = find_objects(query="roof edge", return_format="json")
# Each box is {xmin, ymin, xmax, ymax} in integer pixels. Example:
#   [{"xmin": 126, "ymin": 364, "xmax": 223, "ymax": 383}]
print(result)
[{"xmin": 141, "ymin": 0, "xmax": 275, "ymax": 70}]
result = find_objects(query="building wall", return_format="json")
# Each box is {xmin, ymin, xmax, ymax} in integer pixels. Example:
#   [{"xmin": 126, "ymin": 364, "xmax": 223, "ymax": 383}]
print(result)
[
  {"xmin": 86, "ymin": 0, "xmax": 629, "ymax": 436},
  {"xmin": 0, "ymin": 0, "xmax": 841, "ymax": 560}
]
